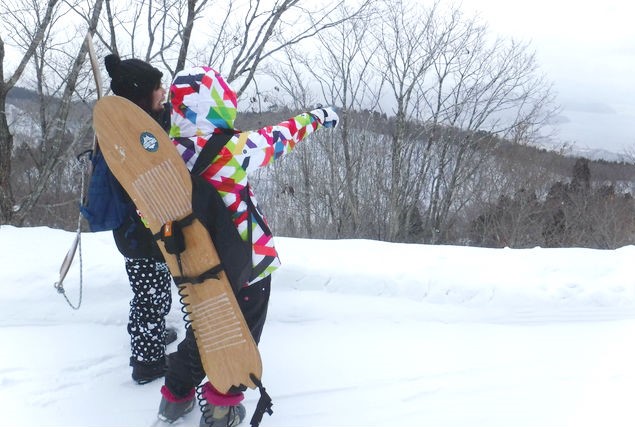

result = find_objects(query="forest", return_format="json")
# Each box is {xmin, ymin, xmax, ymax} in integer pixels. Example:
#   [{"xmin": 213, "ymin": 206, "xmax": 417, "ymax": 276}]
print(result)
[{"xmin": 2, "ymin": 0, "xmax": 635, "ymax": 249}]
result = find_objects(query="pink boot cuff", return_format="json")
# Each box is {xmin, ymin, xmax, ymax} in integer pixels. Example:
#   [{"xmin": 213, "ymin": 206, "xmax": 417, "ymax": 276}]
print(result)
[
  {"xmin": 201, "ymin": 382, "xmax": 244, "ymax": 406},
  {"xmin": 161, "ymin": 385, "xmax": 195, "ymax": 403}
]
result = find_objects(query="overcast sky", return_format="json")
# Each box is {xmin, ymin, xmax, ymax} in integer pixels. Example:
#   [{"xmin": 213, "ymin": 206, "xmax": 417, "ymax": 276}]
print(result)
[
  {"xmin": 462, "ymin": 0, "xmax": 635, "ymax": 155},
  {"xmin": 5, "ymin": 1, "xmax": 633, "ymax": 156}
]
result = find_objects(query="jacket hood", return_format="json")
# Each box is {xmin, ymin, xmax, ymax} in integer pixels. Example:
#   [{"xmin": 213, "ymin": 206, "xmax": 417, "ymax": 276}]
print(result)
[{"xmin": 169, "ymin": 66, "xmax": 237, "ymax": 139}]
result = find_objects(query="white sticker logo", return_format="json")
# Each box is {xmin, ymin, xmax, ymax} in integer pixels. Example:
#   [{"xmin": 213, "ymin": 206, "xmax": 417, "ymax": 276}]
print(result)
[{"xmin": 140, "ymin": 132, "xmax": 159, "ymax": 152}]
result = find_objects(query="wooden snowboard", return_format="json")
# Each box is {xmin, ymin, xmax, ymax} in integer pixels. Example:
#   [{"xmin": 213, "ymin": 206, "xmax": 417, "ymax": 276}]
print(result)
[{"xmin": 93, "ymin": 96, "xmax": 262, "ymax": 392}]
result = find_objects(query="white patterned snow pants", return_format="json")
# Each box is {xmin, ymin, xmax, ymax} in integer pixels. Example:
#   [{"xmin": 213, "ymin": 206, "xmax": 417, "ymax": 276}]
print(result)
[{"xmin": 125, "ymin": 257, "xmax": 173, "ymax": 363}]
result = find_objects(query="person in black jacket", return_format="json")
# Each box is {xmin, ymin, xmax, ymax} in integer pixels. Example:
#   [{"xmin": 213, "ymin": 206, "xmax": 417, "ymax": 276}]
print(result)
[{"xmin": 104, "ymin": 54, "xmax": 176, "ymax": 384}]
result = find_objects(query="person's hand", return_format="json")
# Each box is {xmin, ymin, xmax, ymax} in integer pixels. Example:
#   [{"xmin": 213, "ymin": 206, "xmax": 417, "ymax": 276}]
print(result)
[{"xmin": 311, "ymin": 106, "xmax": 339, "ymax": 129}]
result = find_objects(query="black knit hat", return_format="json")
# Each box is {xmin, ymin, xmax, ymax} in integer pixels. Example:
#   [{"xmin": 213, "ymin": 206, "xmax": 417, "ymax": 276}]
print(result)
[{"xmin": 104, "ymin": 54, "xmax": 163, "ymax": 102}]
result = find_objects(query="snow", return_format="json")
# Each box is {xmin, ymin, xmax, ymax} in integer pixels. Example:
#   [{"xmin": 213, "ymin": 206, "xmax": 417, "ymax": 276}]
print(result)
[{"xmin": 2, "ymin": 225, "xmax": 635, "ymax": 426}]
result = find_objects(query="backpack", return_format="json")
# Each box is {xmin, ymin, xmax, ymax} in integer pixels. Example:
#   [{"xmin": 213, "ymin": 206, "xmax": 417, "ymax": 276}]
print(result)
[
  {"xmin": 81, "ymin": 103, "xmax": 170, "ymax": 233},
  {"xmin": 186, "ymin": 132, "xmax": 253, "ymax": 292},
  {"xmin": 80, "ymin": 147, "xmax": 133, "ymax": 232}
]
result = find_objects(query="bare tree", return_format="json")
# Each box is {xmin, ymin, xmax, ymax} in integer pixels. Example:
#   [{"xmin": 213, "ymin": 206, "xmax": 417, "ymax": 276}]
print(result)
[
  {"xmin": 96, "ymin": 0, "xmax": 369, "ymax": 94},
  {"xmin": 1, "ymin": 0, "xmax": 58, "ymax": 223},
  {"xmin": 0, "ymin": 0, "xmax": 104, "ymax": 225},
  {"xmin": 263, "ymin": 1, "xmax": 381, "ymax": 237},
  {"xmin": 421, "ymin": 18, "xmax": 556, "ymax": 243},
  {"xmin": 96, "ymin": 0, "xmax": 184, "ymax": 66},
  {"xmin": 471, "ymin": 188, "xmax": 545, "ymax": 248},
  {"xmin": 370, "ymin": 0, "xmax": 449, "ymax": 242},
  {"xmin": 185, "ymin": 0, "xmax": 371, "ymax": 96},
  {"xmin": 2, "ymin": 0, "xmax": 375, "ymax": 228},
  {"xmin": 245, "ymin": 0, "xmax": 557, "ymax": 244},
  {"xmin": 370, "ymin": 0, "xmax": 556, "ymax": 243}
]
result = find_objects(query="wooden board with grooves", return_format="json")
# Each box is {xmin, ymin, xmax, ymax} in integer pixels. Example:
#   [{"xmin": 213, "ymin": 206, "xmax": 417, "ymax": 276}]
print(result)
[{"xmin": 92, "ymin": 95, "xmax": 262, "ymax": 392}]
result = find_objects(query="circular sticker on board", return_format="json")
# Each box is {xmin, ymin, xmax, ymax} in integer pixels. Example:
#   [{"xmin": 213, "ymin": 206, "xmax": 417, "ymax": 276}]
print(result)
[{"xmin": 140, "ymin": 132, "xmax": 159, "ymax": 152}]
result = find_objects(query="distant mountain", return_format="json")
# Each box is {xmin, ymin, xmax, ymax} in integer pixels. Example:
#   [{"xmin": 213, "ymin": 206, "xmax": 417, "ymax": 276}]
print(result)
[
  {"xmin": 7, "ymin": 86, "xmax": 38, "ymax": 102},
  {"xmin": 566, "ymin": 147, "xmax": 632, "ymax": 163}
]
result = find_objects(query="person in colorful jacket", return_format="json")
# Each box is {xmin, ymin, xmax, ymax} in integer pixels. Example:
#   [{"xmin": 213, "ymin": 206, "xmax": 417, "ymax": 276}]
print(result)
[{"xmin": 157, "ymin": 66, "xmax": 338, "ymax": 427}]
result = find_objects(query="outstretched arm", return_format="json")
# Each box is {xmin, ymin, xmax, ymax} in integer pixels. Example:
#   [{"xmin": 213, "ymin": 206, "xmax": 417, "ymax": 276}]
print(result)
[{"xmin": 230, "ymin": 107, "xmax": 339, "ymax": 173}]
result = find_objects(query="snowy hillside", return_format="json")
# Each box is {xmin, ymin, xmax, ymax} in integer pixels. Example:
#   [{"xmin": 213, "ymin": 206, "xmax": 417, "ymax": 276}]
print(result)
[{"xmin": 2, "ymin": 225, "xmax": 635, "ymax": 426}]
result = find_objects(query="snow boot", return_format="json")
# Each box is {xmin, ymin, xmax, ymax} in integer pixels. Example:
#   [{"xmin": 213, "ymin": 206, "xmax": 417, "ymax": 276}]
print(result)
[
  {"xmin": 199, "ymin": 382, "xmax": 246, "ymax": 427},
  {"xmin": 158, "ymin": 385, "xmax": 196, "ymax": 423},
  {"xmin": 164, "ymin": 327, "xmax": 178, "ymax": 345},
  {"xmin": 200, "ymin": 403, "xmax": 246, "ymax": 427},
  {"xmin": 130, "ymin": 356, "xmax": 167, "ymax": 384}
]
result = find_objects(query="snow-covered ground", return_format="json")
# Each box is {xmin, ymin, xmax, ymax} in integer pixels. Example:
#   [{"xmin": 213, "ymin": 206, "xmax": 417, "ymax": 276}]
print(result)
[{"xmin": 2, "ymin": 225, "xmax": 635, "ymax": 427}]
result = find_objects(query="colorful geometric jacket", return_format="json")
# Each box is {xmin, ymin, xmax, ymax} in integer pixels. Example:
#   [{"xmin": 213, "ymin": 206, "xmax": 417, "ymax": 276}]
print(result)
[{"xmin": 169, "ymin": 66, "xmax": 323, "ymax": 285}]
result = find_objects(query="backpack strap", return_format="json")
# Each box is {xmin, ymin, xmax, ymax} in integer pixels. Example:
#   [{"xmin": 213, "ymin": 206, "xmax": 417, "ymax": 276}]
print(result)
[
  {"xmin": 191, "ymin": 131, "xmax": 234, "ymax": 176},
  {"xmin": 154, "ymin": 131, "xmax": 236, "ymax": 286}
]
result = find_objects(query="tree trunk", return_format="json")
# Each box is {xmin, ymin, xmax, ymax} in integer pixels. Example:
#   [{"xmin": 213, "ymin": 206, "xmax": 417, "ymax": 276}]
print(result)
[{"xmin": 0, "ymin": 89, "xmax": 14, "ymax": 223}]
